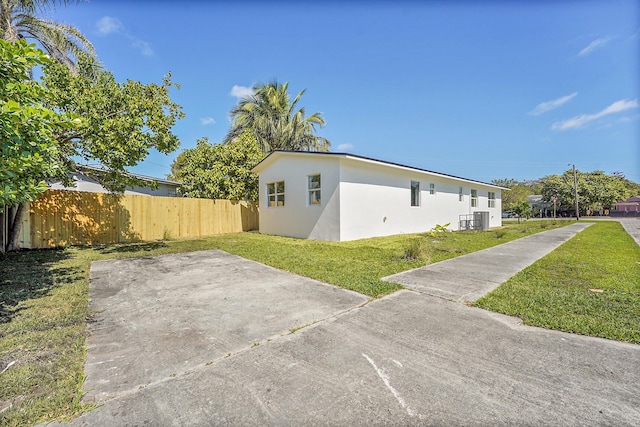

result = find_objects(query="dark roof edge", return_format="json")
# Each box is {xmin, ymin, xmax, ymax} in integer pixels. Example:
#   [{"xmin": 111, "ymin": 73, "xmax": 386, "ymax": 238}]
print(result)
[
  {"xmin": 77, "ymin": 164, "xmax": 181, "ymax": 186},
  {"xmin": 253, "ymin": 150, "xmax": 508, "ymax": 190}
]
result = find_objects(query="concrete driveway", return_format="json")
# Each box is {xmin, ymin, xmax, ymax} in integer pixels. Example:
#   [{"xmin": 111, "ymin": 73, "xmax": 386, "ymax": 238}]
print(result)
[{"xmin": 54, "ymin": 225, "xmax": 640, "ymax": 426}]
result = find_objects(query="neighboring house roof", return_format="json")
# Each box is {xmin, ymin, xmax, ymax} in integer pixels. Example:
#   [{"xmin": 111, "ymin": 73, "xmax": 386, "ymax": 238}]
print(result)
[
  {"xmin": 614, "ymin": 196, "xmax": 640, "ymax": 205},
  {"xmin": 77, "ymin": 164, "xmax": 180, "ymax": 187},
  {"xmin": 252, "ymin": 151, "xmax": 508, "ymax": 190},
  {"xmin": 527, "ymin": 195, "xmax": 551, "ymax": 208},
  {"xmin": 48, "ymin": 165, "xmax": 180, "ymax": 196}
]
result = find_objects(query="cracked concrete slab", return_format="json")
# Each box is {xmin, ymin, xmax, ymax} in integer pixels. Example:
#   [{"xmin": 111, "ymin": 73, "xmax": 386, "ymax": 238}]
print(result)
[
  {"xmin": 83, "ymin": 250, "xmax": 368, "ymax": 402},
  {"xmin": 58, "ymin": 291, "xmax": 640, "ymax": 426}
]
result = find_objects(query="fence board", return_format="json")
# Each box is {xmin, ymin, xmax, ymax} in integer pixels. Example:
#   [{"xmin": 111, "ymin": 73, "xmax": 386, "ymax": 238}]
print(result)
[{"xmin": 27, "ymin": 190, "xmax": 259, "ymax": 249}]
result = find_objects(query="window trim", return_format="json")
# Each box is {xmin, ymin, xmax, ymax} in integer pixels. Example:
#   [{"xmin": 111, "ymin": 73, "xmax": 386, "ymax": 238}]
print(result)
[
  {"xmin": 471, "ymin": 189, "xmax": 478, "ymax": 208},
  {"xmin": 488, "ymin": 191, "xmax": 496, "ymax": 208},
  {"xmin": 266, "ymin": 180, "xmax": 285, "ymax": 207},
  {"xmin": 307, "ymin": 174, "xmax": 321, "ymax": 206},
  {"xmin": 411, "ymin": 180, "xmax": 420, "ymax": 207}
]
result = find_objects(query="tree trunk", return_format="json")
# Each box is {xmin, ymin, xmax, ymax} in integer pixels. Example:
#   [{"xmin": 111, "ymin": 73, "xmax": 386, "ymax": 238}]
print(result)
[
  {"xmin": 6, "ymin": 203, "xmax": 25, "ymax": 252},
  {"xmin": 0, "ymin": 208, "xmax": 5, "ymax": 255}
]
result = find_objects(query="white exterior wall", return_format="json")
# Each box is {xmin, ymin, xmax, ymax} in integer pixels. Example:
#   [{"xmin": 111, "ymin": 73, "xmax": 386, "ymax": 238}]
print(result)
[
  {"xmin": 257, "ymin": 155, "xmax": 341, "ymax": 240},
  {"xmin": 255, "ymin": 152, "xmax": 502, "ymax": 242},
  {"xmin": 338, "ymin": 158, "xmax": 501, "ymax": 241}
]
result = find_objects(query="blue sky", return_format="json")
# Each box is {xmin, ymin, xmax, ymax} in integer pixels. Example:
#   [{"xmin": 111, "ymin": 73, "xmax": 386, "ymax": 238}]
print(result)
[{"xmin": 49, "ymin": 0, "xmax": 639, "ymax": 184}]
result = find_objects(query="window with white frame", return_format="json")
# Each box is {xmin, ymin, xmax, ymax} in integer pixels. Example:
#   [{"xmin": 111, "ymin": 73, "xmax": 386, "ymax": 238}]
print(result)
[
  {"xmin": 459, "ymin": 186, "xmax": 463, "ymax": 202},
  {"xmin": 267, "ymin": 181, "xmax": 285, "ymax": 207},
  {"xmin": 488, "ymin": 191, "xmax": 496, "ymax": 208},
  {"xmin": 471, "ymin": 189, "xmax": 478, "ymax": 207},
  {"xmin": 411, "ymin": 181, "xmax": 420, "ymax": 207},
  {"xmin": 308, "ymin": 174, "xmax": 321, "ymax": 205},
  {"xmin": 429, "ymin": 183, "xmax": 435, "ymax": 195}
]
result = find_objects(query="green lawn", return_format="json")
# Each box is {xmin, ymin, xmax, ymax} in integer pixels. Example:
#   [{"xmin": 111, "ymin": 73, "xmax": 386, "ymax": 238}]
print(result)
[
  {"xmin": 0, "ymin": 218, "xmax": 581, "ymax": 425},
  {"xmin": 475, "ymin": 221, "xmax": 640, "ymax": 344}
]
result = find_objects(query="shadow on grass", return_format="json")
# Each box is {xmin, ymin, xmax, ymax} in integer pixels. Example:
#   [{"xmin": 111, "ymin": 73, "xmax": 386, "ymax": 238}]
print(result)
[
  {"xmin": 96, "ymin": 241, "xmax": 168, "ymax": 254},
  {"xmin": 0, "ymin": 249, "xmax": 75, "ymax": 324}
]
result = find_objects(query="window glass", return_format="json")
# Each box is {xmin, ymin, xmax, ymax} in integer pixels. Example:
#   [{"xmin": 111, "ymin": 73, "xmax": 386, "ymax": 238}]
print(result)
[
  {"xmin": 308, "ymin": 174, "xmax": 321, "ymax": 205},
  {"xmin": 429, "ymin": 183, "xmax": 435, "ymax": 195},
  {"xmin": 267, "ymin": 181, "xmax": 285, "ymax": 207},
  {"xmin": 411, "ymin": 181, "xmax": 420, "ymax": 207},
  {"xmin": 488, "ymin": 191, "xmax": 496, "ymax": 208},
  {"xmin": 459, "ymin": 186, "xmax": 463, "ymax": 202},
  {"xmin": 471, "ymin": 189, "xmax": 478, "ymax": 207}
]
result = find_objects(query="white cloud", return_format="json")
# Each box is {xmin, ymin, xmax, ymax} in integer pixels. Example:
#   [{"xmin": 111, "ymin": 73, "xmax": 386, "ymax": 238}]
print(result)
[
  {"xmin": 96, "ymin": 16, "xmax": 153, "ymax": 56},
  {"xmin": 529, "ymin": 92, "xmax": 577, "ymax": 116},
  {"xmin": 578, "ymin": 36, "xmax": 614, "ymax": 56},
  {"xmin": 552, "ymin": 99, "xmax": 639, "ymax": 130},
  {"xmin": 131, "ymin": 39, "xmax": 153, "ymax": 57},
  {"xmin": 96, "ymin": 16, "xmax": 123, "ymax": 35},
  {"xmin": 336, "ymin": 143, "xmax": 354, "ymax": 151},
  {"xmin": 230, "ymin": 85, "xmax": 254, "ymax": 99},
  {"xmin": 200, "ymin": 117, "xmax": 216, "ymax": 125}
]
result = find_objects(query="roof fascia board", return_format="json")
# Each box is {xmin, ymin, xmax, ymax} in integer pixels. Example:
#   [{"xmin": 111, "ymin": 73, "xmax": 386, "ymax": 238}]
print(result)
[{"xmin": 253, "ymin": 151, "xmax": 507, "ymax": 190}]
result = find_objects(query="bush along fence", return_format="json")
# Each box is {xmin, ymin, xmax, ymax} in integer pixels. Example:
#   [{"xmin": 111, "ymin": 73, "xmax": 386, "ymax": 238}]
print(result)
[{"xmin": 11, "ymin": 190, "xmax": 259, "ymax": 249}]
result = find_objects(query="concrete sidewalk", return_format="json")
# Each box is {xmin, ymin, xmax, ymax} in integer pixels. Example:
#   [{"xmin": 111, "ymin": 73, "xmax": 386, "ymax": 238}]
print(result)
[
  {"xmin": 383, "ymin": 222, "xmax": 593, "ymax": 302},
  {"xmin": 618, "ymin": 218, "xmax": 640, "ymax": 247}
]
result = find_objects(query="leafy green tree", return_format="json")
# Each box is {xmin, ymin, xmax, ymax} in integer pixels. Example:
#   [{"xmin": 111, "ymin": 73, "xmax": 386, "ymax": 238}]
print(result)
[
  {"xmin": 1, "ymin": 42, "xmax": 184, "ymax": 251},
  {"xmin": 1, "ymin": 0, "xmax": 95, "ymax": 69},
  {"xmin": 224, "ymin": 80, "xmax": 330, "ymax": 153},
  {"xmin": 170, "ymin": 133, "xmax": 263, "ymax": 201},
  {"xmin": 540, "ymin": 169, "xmax": 629, "ymax": 216},
  {"xmin": 513, "ymin": 201, "xmax": 531, "ymax": 223},
  {"xmin": 0, "ymin": 39, "xmax": 80, "ymax": 251},
  {"xmin": 0, "ymin": 39, "xmax": 77, "ymax": 209},
  {"xmin": 42, "ymin": 55, "xmax": 185, "ymax": 191},
  {"xmin": 492, "ymin": 178, "xmax": 535, "ymax": 213},
  {"xmin": 613, "ymin": 171, "xmax": 640, "ymax": 198}
]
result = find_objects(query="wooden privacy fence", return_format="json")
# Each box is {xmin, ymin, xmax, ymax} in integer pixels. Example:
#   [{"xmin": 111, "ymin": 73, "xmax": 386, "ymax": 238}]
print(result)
[{"xmin": 25, "ymin": 190, "xmax": 259, "ymax": 249}]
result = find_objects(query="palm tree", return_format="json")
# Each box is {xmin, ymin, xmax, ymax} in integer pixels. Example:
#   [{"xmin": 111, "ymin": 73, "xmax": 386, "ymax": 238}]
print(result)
[
  {"xmin": 1, "ymin": 0, "xmax": 95, "ymax": 69},
  {"xmin": 225, "ymin": 81, "xmax": 330, "ymax": 153}
]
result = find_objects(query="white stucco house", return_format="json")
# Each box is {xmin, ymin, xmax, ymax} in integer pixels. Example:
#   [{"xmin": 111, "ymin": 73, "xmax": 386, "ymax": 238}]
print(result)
[{"xmin": 252, "ymin": 151, "xmax": 506, "ymax": 241}]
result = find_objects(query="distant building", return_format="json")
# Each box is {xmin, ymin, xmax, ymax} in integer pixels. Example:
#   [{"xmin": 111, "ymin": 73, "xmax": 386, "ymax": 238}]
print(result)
[
  {"xmin": 48, "ymin": 165, "xmax": 180, "ymax": 197},
  {"xmin": 527, "ymin": 195, "xmax": 551, "ymax": 217},
  {"xmin": 611, "ymin": 196, "xmax": 640, "ymax": 217}
]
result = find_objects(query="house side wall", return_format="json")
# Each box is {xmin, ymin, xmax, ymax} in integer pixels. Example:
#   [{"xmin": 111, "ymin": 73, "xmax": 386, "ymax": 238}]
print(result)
[
  {"xmin": 258, "ymin": 156, "xmax": 341, "ymax": 241},
  {"xmin": 49, "ymin": 174, "xmax": 178, "ymax": 196},
  {"xmin": 338, "ymin": 158, "xmax": 501, "ymax": 241}
]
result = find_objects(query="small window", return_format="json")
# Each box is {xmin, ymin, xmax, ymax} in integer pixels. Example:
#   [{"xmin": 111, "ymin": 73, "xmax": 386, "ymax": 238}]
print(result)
[
  {"xmin": 471, "ymin": 189, "xmax": 478, "ymax": 207},
  {"xmin": 459, "ymin": 186, "xmax": 463, "ymax": 202},
  {"xmin": 411, "ymin": 181, "xmax": 420, "ymax": 207},
  {"xmin": 488, "ymin": 191, "xmax": 496, "ymax": 208},
  {"xmin": 308, "ymin": 174, "xmax": 321, "ymax": 205},
  {"xmin": 267, "ymin": 181, "xmax": 285, "ymax": 207},
  {"xmin": 429, "ymin": 183, "xmax": 435, "ymax": 195}
]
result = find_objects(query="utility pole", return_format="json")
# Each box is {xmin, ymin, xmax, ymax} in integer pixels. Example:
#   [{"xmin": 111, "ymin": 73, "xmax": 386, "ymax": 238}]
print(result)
[{"xmin": 572, "ymin": 164, "xmax": 579, "ymax": 221}]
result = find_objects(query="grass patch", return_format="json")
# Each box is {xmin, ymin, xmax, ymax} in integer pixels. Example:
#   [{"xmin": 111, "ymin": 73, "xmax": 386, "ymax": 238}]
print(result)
[
  {"xmin": 475, "ymin": 221, "xmax": 640, "ymax": 344},
  {"xmin": 0, "ymin": 219, "xmax": 570, "ymax": 425}
]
